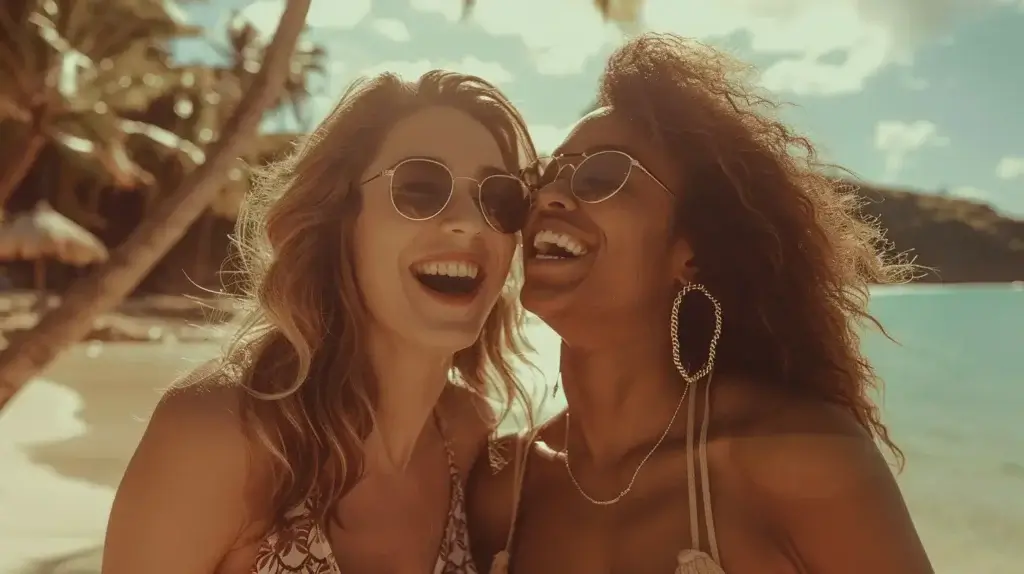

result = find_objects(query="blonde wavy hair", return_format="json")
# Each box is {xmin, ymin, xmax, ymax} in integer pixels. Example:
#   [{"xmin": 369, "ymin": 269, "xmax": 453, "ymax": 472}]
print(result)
[{"xmin": 218, "ymin": 71, "xmax": 537, "ymax": 528}]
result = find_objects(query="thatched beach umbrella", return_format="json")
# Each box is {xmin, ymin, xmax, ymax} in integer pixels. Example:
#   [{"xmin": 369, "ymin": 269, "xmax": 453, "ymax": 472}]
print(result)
[{"xmin": 0, "ymin": 202, "xmax": 109, "ymax": 291}]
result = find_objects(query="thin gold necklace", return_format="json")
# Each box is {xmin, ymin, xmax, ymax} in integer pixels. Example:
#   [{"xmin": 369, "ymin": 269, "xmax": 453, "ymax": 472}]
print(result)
[{"xmin": 561, "ymin": 381, "xmax": 692, "ymax": 506}]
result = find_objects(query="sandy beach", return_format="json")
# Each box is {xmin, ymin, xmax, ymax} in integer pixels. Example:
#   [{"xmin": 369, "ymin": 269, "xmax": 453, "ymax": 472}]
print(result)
[
  {"xmin": 0, "ymin": 288, "xmax": 1021, "ymax": 573},
  {"xmin": 0, "ymin": 342, "xmax": 221, "ymax": 574}
]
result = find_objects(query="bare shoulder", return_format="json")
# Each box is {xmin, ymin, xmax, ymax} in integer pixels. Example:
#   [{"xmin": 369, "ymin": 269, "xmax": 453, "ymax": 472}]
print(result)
[
  {"xmin": 104, "ymin": 362, "xmax": 272, "ymax": 573},
  {"xmin": 437, "ymin": 383, "xmax": 496, "ymax": 474},
  {"xmin": 712, "ymin": 377, "xmax": 888, "ymax": 492},
  {"xmin": 713, "ymin": 376, "xmax": 933, "ymax": 573}
]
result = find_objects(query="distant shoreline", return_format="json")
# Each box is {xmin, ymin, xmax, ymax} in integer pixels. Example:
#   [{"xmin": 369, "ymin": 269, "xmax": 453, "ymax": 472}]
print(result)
[{"xmin": 1, "ymin": 283, "xmax": 1019, "ymax": 347}]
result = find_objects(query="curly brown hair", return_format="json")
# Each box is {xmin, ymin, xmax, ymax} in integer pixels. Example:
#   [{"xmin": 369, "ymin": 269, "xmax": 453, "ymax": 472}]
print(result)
[{"xmin": 597, "ymin": 33, "xmax": 914, "ymax": 466}]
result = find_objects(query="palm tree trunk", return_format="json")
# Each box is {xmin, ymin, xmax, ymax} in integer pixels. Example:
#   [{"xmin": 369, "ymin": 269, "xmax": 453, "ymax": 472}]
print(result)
[
  {"xmin": 0, "ymin": 129, "xmax": 46, "ymax": 210},
  {"xmin": 0, "ymin": 0, "xmax": 312, "ymax": 410}
]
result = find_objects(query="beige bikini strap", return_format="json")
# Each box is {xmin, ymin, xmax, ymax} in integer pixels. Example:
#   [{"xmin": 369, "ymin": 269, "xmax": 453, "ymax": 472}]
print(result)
[
  {"xmin": 698, "ymin": 373, "xmax": 721, "ymax": 563},
  {"xmin": 685, "ymin": 381, "xmax": 701, "ymax": 551},
  {"xmin": 490, "ymin": 428, "xmax": 538, "ymax": 574}
]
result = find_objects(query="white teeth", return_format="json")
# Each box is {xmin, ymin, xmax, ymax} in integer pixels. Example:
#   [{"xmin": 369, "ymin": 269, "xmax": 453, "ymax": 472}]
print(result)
[
  {"xmin": 412, "ymin": 260, "xmax": 480, "ymax": 278},
  {"xmin": 532, "ymin": 229, "xmax": 587, "ymax": 257}
]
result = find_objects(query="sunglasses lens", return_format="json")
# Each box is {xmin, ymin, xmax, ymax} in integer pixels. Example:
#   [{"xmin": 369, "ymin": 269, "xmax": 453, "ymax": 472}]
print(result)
[
  {"xmin": 390, "ymin": 160, "xmax": 453, "ymax": 219},
  {"xmin": 574, "ymin": 151, "xmax": 632, "ymax": 202},
  {"xmin": 480, "ymin": 176, "xmax": 530, "ymax": 234}
]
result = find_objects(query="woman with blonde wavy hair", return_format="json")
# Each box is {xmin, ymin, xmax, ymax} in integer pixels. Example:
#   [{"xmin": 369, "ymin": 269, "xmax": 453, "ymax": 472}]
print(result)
[
  {"xmin": 104, "ymin": 70, "xmax": 536, "ymax": 574},
  {"xmin": 469, "ymin": 34, "xmax": 934, "ymax": 574}
]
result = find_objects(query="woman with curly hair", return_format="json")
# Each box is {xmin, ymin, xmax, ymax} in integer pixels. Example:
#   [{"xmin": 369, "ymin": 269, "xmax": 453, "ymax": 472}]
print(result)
[
  {"xmin": 469, "ymin": 34, "xmax": 933, "ymax": 574},
  {"xmin": 104, "ymin": 71, "xmax": 537, "ymax": 574}
]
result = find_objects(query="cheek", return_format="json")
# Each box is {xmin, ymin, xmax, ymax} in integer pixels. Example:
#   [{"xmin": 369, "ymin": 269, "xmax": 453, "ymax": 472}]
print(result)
[
  {"xmin": 351, "ymin": 209, "xmax": 414, "ymax": 305},
  {"xmin": 490, "ymin": 234, "xmax": 518, "ymax": 276},
  {"xmin": 599, "ymin": 211, "xmax": 674, "ymax": 297}
]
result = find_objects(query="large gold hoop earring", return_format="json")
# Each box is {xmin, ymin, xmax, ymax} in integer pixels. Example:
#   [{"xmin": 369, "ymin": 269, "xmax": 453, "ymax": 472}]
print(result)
[{"xmin": 669, "ymin": 282, "xmax": 723, "ymax": 383}]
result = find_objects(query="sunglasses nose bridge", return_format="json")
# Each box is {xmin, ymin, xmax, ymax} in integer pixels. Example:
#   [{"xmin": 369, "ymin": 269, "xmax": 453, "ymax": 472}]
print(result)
[
  {"xmin": 450, "ymin": 175, "xmax": 482, "ymax": 191},
  {"xmin": 554, "ymin": 161, "xmax": 576, "ymax": 179}
]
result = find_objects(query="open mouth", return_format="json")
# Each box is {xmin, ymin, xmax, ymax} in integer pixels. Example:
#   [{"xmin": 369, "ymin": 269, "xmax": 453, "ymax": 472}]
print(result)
[
  {"xmin": 411, "ymin": 261, "xmax": 485, "ymax": 297},
  {"xmin": 531, "ymin": 229, "xmax": 589, "ymax": 260}
]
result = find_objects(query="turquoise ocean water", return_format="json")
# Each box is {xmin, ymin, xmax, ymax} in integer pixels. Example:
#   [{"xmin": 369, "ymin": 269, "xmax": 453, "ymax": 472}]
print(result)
[{"xmin": 510, "ymin": 284, "xmax": 1024, "ymax": 572}]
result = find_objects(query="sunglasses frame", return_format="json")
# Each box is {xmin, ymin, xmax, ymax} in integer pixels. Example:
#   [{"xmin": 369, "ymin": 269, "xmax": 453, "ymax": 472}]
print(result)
[
  {"xmin": 530, "ymin": 149, "xmax": 671, "ymax": 204},
  {"xmin": 361, "ymin": 157, "xmax": 530, "ymax": 234}
]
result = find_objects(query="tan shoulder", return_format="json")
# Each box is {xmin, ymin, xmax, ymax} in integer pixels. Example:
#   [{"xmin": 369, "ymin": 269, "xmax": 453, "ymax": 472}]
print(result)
[
  {"xmin": 148, "ymin": 361, "xmax": 273, "ymax": 495},
  {"xmin": 709, "ymin": 375, "xmax": 891, "ymax": 497},
  {"xmin": 710, "ymin": 376, "xmax": 931, "ymax": 572},
  {"xmin": 156, "ymin": 361, "xmax": 249, "ymax": 441},
  {"xmin": 104, "ymin": 361, "xmax": 273, "ymax": 572}
]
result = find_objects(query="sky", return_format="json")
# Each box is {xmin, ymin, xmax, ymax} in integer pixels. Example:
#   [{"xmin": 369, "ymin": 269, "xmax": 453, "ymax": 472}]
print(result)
[{"xmin": 173, "ymin": 0, "xmax": 1024, "ymax": 217}]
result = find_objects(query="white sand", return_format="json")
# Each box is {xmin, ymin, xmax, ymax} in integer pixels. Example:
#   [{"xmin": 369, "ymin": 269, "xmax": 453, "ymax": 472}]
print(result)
[{"xmin": 0, "ymin": 342, "xmax": 220, "ymax": 574}]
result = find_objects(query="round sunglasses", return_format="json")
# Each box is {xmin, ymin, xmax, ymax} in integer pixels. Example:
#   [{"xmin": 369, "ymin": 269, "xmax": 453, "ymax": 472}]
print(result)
[
  {"xmin": 522, "ymin": 149, "xmax": 670, "ymax": 203},
  {"xmin": 361, "ymin": 158, "xmax": 531, "ymax": 234}
]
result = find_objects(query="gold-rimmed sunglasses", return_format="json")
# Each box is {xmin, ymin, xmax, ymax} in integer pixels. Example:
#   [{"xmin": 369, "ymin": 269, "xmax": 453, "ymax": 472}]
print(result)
[
  {"xmin": 361, "ymin": 157, "xmax": 531, "ymax": 234},
  {"xmin": 521, "ymin": 149, "xmax": 670, "ymax": 204}
]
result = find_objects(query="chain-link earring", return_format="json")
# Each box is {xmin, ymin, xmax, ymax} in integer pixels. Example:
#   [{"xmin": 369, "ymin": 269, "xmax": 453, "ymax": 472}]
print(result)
[{"xmin": 669, "ymin": 282, "xmax": 723, "ymax": 383}]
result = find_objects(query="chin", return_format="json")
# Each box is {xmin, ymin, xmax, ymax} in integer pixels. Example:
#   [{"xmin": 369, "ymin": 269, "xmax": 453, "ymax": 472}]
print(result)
[
  {"xmin": 409, "ymin": 322, "xmax": 489, "ymax": 356},
  {"xmin": 520, "ymin": 281, "xmax": 570, "ymax": 323}
]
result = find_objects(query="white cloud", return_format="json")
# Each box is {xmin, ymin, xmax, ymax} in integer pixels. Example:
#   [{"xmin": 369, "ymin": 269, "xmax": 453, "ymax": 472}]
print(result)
[
  {"xmin": 874, "ymin": 120, "xmax": 949, "ymax": 180},
  {"xmin": 370, "ymin": 18, "xmax": 411, "ymax": 42},
  {"xmin": 411, "ymin": 0, "xmax": 1001, "ymax": 96},
  {"xmin": 412, "ymin": 0, "xmax": 620, "ymax": 76},
  {"xmin": 759, "ymin": 36, "xmax": 889, "ymax": 96},
  {"xmin": 241, "ymin": 0, "xmax": 371, "ymax": 38},
  {"xmin": 358, "ymin": 57, "xmax": 515, "ymax": 86},
  {"xmin": 640, "ymin": 0, "xmax": 987, "ymax": 97},
  {"xmin": 996, "ymin": 156, "xmax": 1024, "ymax": 180}
]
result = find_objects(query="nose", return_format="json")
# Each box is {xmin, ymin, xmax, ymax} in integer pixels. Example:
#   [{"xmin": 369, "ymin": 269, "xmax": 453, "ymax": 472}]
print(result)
[
  {"xmin": 439, "ymin": 178, "xmax": 487, "ymax": 235},
  {"xmin": 532, "ymin": 178, "xmax": 577, "ymax": 212}
]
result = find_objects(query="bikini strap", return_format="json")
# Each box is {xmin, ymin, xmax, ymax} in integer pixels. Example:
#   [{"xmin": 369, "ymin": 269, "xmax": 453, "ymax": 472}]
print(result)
[
  {"xmin": 433, "ymin": 410, "xmax": 460, "ymax": 479},
  {"xmin": 489, "ymin": 428, "xmax": 538, "ymax": 574},
  {"xmin": 698, "ymin": 372, "xmax": 721, "ymax": 563},
  {"xmin": 684, "ymin": 375, "xmax": 721, "ymax": 563},
  {"xmin": 685, "ymin": 378, "xmax": 701, "ymax": 551}
]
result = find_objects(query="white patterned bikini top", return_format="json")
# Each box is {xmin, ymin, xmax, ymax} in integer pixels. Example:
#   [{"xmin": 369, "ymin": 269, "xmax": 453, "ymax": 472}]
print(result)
[
  {"xmin": 251, "ymin": 413, "xmax": 478, "ymax": 574},
  {"xmin": 490, "ymin": 377, "xmax": 726, "ymax": 574}
]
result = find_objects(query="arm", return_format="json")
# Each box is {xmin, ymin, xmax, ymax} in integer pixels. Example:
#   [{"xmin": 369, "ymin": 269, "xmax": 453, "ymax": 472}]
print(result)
[
  {"xmin": 102, "ymin": 379, "xmax": 259, "ymax": 574},
  {"xmin": 737, "ymin": 400, "xmax": 934, "ymax": 574}
]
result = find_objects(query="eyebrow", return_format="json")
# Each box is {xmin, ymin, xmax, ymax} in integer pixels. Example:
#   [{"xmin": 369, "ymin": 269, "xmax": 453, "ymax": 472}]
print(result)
[
  {"xmin": 385, "ymin": 155, "xmax": 510, "ymax": 178},
  {"xmin": 550, "ymin": 143, "xmax": 641, "ymax": 158}
]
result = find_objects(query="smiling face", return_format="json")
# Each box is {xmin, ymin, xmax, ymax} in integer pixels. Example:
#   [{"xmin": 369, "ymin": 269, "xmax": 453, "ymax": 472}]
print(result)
[
  {"xmin": 521, "ymin": 107, "xmax": 695, "ymax": 342},
  {"xmin": 354, "ymin": 105, "xmax": 519, "ymax": 353}
]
